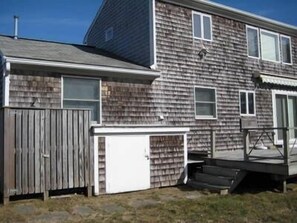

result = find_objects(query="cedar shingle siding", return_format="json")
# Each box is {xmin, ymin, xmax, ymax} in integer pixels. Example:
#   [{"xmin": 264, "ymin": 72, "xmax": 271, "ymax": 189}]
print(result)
[
  {"xmin": 86, "ymin": 0, "xmax": 152, "ymax": 67},
  {"xmin": 155, "ymin": 1, "xmax": 297, "ymax": 151}
]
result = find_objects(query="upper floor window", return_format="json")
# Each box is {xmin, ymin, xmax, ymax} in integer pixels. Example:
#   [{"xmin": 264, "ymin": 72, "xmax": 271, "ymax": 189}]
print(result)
[
  {"xmin": 281, "ymin": 35, "xmax": 292, "ymax": 64},
  {"xmin": 246, "ymin": 26, "xmax": 292, "ymax": 64},
  {"xmin": 260, "ymin": 30, "xmax": 280, "ymax": 62},
  {"xmin": 240, "ymin": 91, "xmax": 255, "ymax": 116},
  {"xmin": 193, "ymin": 12, "xmax": 212, "ymax": 41},
  {"xmin": 105, "ymin": 27, "xmax": 113, "ymax": 42},
  {"xmin": 63, "ymin": 77, "xmax": 101, "ymax": 123},
  {"xmin": 195, "ymin": 87, "xmax": 217, "ymax": 119}
]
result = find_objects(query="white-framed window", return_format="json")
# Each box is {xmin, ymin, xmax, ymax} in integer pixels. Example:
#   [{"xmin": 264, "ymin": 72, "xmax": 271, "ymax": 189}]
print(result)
[
  {"xmin": 280, "ymin": 35, "xmax": 292, "ymax": 64},
  {"xmin": 192, "ymin": 12, "xmax": 212, "ymax": 41},
  {"xmin": 246, "ymin": 26, "xmax": 260, "ymax": 58},
  {"xmin": 260, "ymin": 29, "xmax": 280, "ymax": 62},
  {"xmin": 240, "ymin": 91, "xmax": 256, "ymax": 116},
  {"xmin": 194, "ymin": 87, "xmax": 217, "ymax": 119},
  {"xmin": 246, "ymin": 26, "xmax": 292, "ymax": 64},
  {"xmin": 63, "ymin": 76, "xmax": 101, "ymax": 123},
  {"xmin": 105, "ymin": 27, "xmax": 113, "ymax": 42}
]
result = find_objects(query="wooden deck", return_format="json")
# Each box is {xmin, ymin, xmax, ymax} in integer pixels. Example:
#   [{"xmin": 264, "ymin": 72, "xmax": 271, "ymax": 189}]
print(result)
[{"xmin": 206, "ymin": 149, "xmax": 297, "ymax": 177}]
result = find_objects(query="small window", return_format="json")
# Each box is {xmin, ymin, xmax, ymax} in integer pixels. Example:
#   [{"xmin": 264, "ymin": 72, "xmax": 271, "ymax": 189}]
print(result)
[
  {"xmin": 193, "ymin": 12, "xmax": 212, "ymax": 41},
  {"xmin": 281, "ymin": 35, "xmax": 292, "ymax": 64},
  {"xmin": 105, "ymin": 27, "xmax": 113, "ymax": 42},
  {"xmin": 260, "ymin": 30, "xmax": 280, "ymax": 62},
  {"xmin": 246, "ymin": 26, "xmax": 259, "ymax": 58},
  {"xmin": 63, "ymin": 77, "xmax": 101, "ymax": 122},
  {"xmin": 240, "ymin": 91, "xmax": 255, "ymax": 116},
  {"xmin": 195, "ymin": 87, "xmax": 217, "ymax": 119}
]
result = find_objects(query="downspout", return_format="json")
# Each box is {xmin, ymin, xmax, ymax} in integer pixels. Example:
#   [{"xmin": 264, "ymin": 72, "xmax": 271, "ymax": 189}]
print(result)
[
  {"xmin": 2, "ymin": 57, "xmax": 10, "ymax": 107},
  {"xmin": 149, "ymin": 0, "xmax": 157, "ymax": 69}
]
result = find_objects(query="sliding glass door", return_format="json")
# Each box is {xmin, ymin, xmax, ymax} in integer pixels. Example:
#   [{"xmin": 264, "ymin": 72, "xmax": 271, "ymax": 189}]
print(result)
[{"xmin": 275, "ymin": 93, "xmax": 297, "ymax": 142}]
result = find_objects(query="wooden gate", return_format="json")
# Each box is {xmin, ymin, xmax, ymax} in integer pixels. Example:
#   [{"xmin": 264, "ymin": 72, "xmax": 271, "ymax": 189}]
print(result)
[{"xmin": 0, "ymin": 108, "xmax": 94, "ymax": 204}]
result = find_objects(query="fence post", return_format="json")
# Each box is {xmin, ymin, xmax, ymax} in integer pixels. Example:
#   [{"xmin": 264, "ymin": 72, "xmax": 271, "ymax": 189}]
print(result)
[
  {"xmin": 3, "ymin": 107, "xmax": 13, "ymax": 205},
  {"xmin": 243, "ymin": 129, "xmax": 249, "ymax": 161},
  {"xmin": 210, "ymin": 129, "xmax": 216, "ymax": 158},
  {"xmin": 283, "ymin": 128, "xmax": 289, "ymax": 165}
]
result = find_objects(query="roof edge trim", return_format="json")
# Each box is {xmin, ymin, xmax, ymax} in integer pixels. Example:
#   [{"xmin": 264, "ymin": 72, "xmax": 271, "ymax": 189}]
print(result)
[
  {"xmin": 83, "ymin": 0, "xmax": 107, "ymax": 44},
  {"xmin": 6, "ymin": 56, "xmax": 160, "ymax": 80},
  {"xmin": 161, "ymin": 0, "xmax": 297, "ymax": 36}
]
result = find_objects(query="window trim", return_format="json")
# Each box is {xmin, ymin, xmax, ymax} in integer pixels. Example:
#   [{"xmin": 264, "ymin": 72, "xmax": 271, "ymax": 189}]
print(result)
[
  {"xmin": 61, "ymin": 75, "xmax": 102, "ymax": 124},
  {"xmin": 192, "ymin": 11, "xmax": 213, "ymax": 42},
  {"xmin": 246, "ymin": 25, "xmax": 260, "ymax": 59},
  {"xmin": 260, "ymin": 29, "xmax": 281, "ymax": 63},
  {"xmin": 280, "ymin": 34, "xmax": 293, "ymax": 65},
  {"xmin": 194, "ymin": 86, "xmax": 217, "ymax": 120},
  {"xmin": 239, "ymin": 90, "xmax": 256, "ymax": 117}
]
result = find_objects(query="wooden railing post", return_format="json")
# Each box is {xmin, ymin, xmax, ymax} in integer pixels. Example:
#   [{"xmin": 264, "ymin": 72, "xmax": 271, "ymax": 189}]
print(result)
[
  {"xmin": 283, "ymin": 127, "xmax": 289, "ymax": 165},
  {"xmin": 243, "ymin": 129, "xmax": 249, "ymax": 161},
  {"xmin": 210, "ymin": 129, "xmax": 216, "ymax": 158}
]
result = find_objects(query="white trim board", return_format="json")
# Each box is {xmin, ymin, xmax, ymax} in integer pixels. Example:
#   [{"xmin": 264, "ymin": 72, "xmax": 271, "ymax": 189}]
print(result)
[
  {"xmin": 92, "ymin": 127, "xmax": 190, "ymax": 135},
  {"xmin": 5, "ymin": 57, "xmax": 160, "ymax": 80}
]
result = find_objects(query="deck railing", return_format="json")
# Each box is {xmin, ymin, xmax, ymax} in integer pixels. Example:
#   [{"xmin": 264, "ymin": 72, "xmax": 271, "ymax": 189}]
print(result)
[
  {"xmin": 242, "ymin": 127, "xmax": 297, "ymax": 164},
  {"xmin": 0, "ymin": 107, "xmax": 94, "ymax": 204}
]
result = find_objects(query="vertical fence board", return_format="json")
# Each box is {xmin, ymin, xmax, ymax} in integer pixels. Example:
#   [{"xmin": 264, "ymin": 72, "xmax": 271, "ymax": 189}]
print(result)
[
  {"xmin": 45, "ymin": 110, "xmax": 51, "ymax": 191},
  {"xmin": 68, "ymin": 110, "xmax": 74, "ymax": 188},
  {"xmin": 34, "ymin": 111, "xmax": 40, "ymax": 193},
  {"xmin": 62, "ymin": 110, "xmax": 68, "ymax": 189},
  {"xmin": 50, "ymin": 110, "xmax": 57, "ymax": 190},
  {"xmin": 73, "ymin": 111, "xmax": 79, "ymax": 188},
  {"xmin": 84, "ymin": 111, "xmax": 89, "ymax": 186},
  {"xmin": 15, "ymin": 110, "xmax": 22, "ymax": 195},
  {"xmin": 40, "ymin": 110, "xmax": 45, "ymax": 193},
  {"xmin": 22, "ymin": 110, "xmax": 28, "ymax": 194},
  {"xmin": 56, "ymin": 110, "xmax": 62, "ymax": 189},
  {"xmin": 78, "ymin": 111, "xmax": 85, "ymax": 187},
  {"xmin": 28, "ymin": 110, "xmax": 35, "ymax": 194}
]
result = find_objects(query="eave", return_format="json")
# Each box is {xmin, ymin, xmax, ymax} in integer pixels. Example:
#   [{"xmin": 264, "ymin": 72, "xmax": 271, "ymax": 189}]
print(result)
[
  {"xmin": 160, "ymin": 0, "xmax": 297, "ymax": 36},
  {"xmin": 4, "ymin": 56, "xmax": 160, "ymax": 81}
]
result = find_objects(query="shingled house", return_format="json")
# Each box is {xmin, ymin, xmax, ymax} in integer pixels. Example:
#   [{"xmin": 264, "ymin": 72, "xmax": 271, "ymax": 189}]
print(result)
[{"xmin": 0, "ymin": 0, "xmax": 297, "ymax": 203}]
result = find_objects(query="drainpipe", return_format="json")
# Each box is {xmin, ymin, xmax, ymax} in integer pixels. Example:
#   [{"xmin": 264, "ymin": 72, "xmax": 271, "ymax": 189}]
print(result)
[
  {"xmin": 2, "ymin": 57, "xmax": 10, "ymax": 107},
  {"xmin": 14, "ymin": 16, "xmax": 19, "ymax": 40}
]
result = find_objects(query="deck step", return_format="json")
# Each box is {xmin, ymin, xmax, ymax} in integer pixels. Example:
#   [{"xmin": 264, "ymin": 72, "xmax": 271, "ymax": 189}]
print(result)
[
  {"xmin": 203, "ymin": 165, "xmax": 240, "ymax": 177},
  {"xmin": 194, "ymin": 172, "xmax": 233, "ymax": 186},
  {"xmin": 187, "ymin": 179, "xmax": 229, "ymax": 195}
]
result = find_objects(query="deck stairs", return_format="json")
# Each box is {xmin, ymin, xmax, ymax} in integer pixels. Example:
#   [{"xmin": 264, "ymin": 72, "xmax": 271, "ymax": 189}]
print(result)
[{"xmin": 187, "ymin": 163, "xmax": 247, "ymax": 194}]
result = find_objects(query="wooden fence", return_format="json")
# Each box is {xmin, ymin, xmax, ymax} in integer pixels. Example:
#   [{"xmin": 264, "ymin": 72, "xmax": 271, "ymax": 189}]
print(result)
[{"xmin": 0, "ymin": 107, "xmax": 94, "ymax": 204}]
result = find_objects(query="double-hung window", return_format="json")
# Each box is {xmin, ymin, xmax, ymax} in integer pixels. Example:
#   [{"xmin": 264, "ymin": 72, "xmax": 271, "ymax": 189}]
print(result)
[
  {"xmin": 240, "ymin": 91, "xmax": 255, "ymax": 116},
  {"xmin": 195, "ymin": 87, "xmax": 217, "ymax": 119},
  {"xmin": 63, "ymin": 77, "xmax": 101, "ymax": 122},
  {"xmin": 246, "ymin": 26, "xmax": 292, "ymax": 64},
  {"xmin": 280, "ymin": 35, "xmax": 292, "ymax": 64},
  {"xmin": 193, "ymin": 12, "xmax": 212, "ymax": 41},
  {"xmin": 260, "ymin": 30, "xmax": 280, "ymax": 62}
]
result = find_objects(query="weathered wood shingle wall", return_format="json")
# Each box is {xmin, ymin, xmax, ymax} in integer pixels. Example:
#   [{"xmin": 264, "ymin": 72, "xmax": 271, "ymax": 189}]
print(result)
[
  {"xmin": 155, "ymin": 1, "xmax": 297, "ymax": 151},
  {"xmin": 150, "ymin": 135, "xmax": 184, "ymax": 188},
  {"xmin": 9, "ymin": 69, "xmax": 61, "ymax": 108},
  {"xmin": 86, "ymin": 0, "xmax": 153, "ymax": 67}
]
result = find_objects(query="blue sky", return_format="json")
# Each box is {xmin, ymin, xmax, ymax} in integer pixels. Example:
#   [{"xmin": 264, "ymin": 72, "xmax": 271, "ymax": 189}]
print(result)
[{"xmin": 0, "ymin": 0, "xmax": 296, "ymax": 44}]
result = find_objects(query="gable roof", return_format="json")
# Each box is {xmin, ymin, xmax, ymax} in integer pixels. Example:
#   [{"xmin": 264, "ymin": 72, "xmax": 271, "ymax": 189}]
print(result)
[{"xmin": 0, "ymin": 35, "xmax": 160, "ymax": 80}]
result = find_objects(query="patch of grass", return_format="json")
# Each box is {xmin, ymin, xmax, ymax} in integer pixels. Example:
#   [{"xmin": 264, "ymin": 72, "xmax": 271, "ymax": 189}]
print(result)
[{"xmin": 1, "ymin": 184, "xmax": 297, "ymax": 222}]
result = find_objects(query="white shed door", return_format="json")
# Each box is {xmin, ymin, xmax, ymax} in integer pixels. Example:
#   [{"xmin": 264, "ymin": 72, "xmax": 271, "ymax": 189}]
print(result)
[{"xmin": 105, "ymin": 135, "xmax": 150, "ymax": 194}]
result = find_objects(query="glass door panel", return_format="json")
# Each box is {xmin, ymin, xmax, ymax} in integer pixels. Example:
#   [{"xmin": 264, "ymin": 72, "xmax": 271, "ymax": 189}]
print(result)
[
  {"xmin": 288, "ymin": 96, "xmax": 297, "ymax": 139},
  {"xmin": 276, "ymin": 95, "xmax": 287, "ymax": 141}
]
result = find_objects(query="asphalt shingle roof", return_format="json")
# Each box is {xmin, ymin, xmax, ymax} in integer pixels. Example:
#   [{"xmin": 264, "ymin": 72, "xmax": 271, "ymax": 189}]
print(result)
[{"xmin": 0, "ymin": 35, "xmax": 151, "ymax": 71}]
